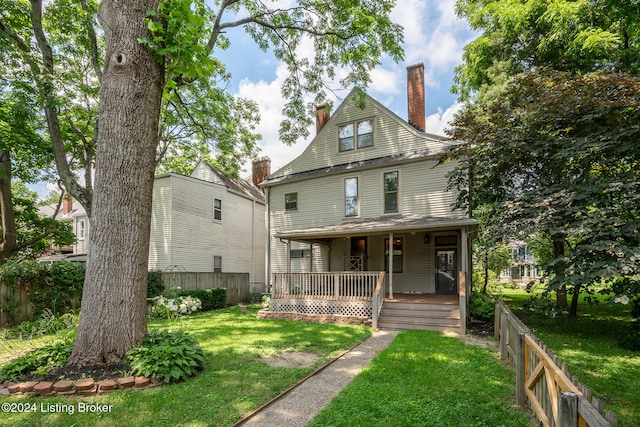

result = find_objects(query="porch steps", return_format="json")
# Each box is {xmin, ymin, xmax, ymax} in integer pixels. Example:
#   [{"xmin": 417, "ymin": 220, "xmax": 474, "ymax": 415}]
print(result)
[{"xmin": 378, "ymin": 300, "xmax": 461, "ymax": 332}]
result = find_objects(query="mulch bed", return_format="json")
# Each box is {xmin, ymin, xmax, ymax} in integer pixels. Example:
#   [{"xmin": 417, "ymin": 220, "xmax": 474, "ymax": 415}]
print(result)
[{"xmin": 23, "ymin": 362, "xmax": 131, "ymax": 383}]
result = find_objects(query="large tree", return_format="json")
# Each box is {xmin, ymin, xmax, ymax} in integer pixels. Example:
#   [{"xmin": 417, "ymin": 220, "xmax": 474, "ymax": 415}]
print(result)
[
  {"xmin": 447, "ymin": 68, "xmax": 640, "ymax": 316},
  {"xmin": 2, "ymin": 0, "xmax": 403, "ymax": 365},
  {"xmin": 453, "ymin": 0, "xmax": 640, "ymax": 100}
]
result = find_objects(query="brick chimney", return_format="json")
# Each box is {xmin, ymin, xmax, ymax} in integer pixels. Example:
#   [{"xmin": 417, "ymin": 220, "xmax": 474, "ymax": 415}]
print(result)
[
  {"xmin": 407, "ymin": 63, "xmax": 425, "ymax": 131},
  {"xmin": 252, "ymin": 157, "xmax": 271, "ymax": 192},
  {"xmin": 62, "ymin": 192, "xmax": 73, "ymax": 215},
  {"xmin": 316, "ymin": 104, "xmax": 330, "ymax": 134}
]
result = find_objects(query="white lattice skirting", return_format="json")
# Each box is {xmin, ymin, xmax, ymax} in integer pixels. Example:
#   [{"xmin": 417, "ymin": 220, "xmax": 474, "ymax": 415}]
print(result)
[{"xmin": 270, "ymin": 299, "xmax": 372, "ymax": 318}]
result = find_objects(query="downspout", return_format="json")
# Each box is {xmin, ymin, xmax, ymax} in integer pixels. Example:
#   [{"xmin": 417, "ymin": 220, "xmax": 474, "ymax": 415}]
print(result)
[{"xmin": 251, "ymin": 198, "xmax": 255, "ymax": 292}]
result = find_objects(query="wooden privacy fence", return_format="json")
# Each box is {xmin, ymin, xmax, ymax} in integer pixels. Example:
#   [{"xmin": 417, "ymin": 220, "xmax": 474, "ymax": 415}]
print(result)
[
  {"xmin": 495, "ymin": 299, "xmax": 617, "ymax": 427},
  {"xmin": 161, "ymin": 272, "xmax": 250, "ymax": 305}
]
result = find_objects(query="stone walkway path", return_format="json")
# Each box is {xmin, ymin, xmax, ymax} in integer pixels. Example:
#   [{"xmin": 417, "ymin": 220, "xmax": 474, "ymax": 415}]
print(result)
[{"xmin": 234, "ymin": 330, "xmax": 400, "ymax": 427}]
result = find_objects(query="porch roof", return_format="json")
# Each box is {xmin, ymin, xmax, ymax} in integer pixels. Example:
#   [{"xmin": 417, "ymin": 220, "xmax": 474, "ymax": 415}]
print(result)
[{"xmin": 274, "ymin": 214, "xmax": 479, "ymax": 241}]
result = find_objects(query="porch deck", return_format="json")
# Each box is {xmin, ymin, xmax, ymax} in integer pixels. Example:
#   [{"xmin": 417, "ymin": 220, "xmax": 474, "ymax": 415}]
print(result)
[{"xmin": 386, "ymin": 293, "xmax": 458, "ymax": 305}]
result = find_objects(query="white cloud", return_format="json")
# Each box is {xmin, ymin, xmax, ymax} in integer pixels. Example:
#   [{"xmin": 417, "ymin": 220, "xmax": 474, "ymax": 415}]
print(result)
[{"xmin": 425, "ymin": 102, "xmax": 464, "ymax": 137}]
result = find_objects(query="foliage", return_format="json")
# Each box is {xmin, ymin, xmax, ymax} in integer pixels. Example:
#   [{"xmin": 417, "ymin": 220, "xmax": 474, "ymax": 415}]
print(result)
[
  {"xmin": 468, "ymin": 292, "xmax": 495, "ymax": 320},
  {"xmin": 248, "ymin": 292, "xmax": 263, "ymax": 304},
  {"xmin": 147, "ymin": 270, "xmax": 165, "ymax": 298},
  {"xmin": 448, "ymin": 69, "xmax": 640, "ymax": 316},
  {"xmin": 181, "ymin": 288, "xmax": 226, "ymax": 311},
  {"xmin": 5, "ymin": 309, "xmax": 78, "ymax": 339},
  {"xmin": 149, "ymin": 295, "xmax": 202, "ymax": 319},
  {"xmin": 0, "ymin": 260, "xmax": 84, "ymax": 322},
  {"xmin": 262, "ymin": 294, "xmax": 271, "ymax": 310},
  {"xmin": 522, "ymin": 293, "xmax": 563, "ymax": 318},
  {"xmin": 454, "ymin": 0, "xmax": 640, "ymax": 100},
  {"xmin": 127, "ymin": 329, "xmax": 205, "ymax": 383},
  {"xmin": 0, "ymin": 333, "xmax": 74, "ymax": 382}
]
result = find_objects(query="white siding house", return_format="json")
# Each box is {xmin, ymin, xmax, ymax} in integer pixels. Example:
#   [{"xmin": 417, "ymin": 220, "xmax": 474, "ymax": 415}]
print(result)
[
  {"xmin": 262, "ymin": 64, "xmax": 478, "ymax": 331},
  {"xmin": 40, "ymin": 162, "xmax": 267, "ymax": 291},
  {"xmin": 149, "ymin": 161, "xmax": 266, "ymax": 291}
]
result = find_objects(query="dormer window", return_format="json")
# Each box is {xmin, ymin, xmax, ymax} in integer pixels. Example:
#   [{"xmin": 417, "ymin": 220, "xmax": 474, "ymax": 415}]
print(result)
[{"xmin": 338, "ymin": 119, "xmax": 373, "ymax": 152}]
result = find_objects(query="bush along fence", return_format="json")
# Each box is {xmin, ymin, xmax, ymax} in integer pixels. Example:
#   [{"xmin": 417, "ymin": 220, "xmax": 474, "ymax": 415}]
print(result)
[
  {"xmin": 160, "ymin": 272, "xmax": 249, "ymax": 306},
  {"xmin": 494, "ymin": 299, "xmax": 617, "ymax": 427},
  {"xmin": 0, "ymin": 261, "xmax": 84, "ymax": 327}
]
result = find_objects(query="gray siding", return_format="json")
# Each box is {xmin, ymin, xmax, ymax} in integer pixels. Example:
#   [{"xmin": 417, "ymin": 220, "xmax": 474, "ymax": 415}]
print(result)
[{"xmin": 149, "ymin": 174, "xmax": 266, "ymax": 287}]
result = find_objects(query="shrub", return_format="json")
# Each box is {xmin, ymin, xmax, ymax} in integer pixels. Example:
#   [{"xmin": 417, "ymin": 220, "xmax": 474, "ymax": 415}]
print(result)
[
  {"xmin": 147, "ymin": 270, "xmax": 165, "ymax": 298},
  {"xmin": 249, "ymin": 292, "xmax": 263, "ymax": 304},
  {"xmin": 127, "ymin": 330, "xmax": 205, "ymax": 383},
  {"xmin": 0, "ymin": 261, "xmax": 84, "ymax": 322},
  {"xmin": 149, "ymin": 296, "xmax": 202, "ymax": 319},
  {"xmin": 262, "ymin": 294, "xmax": 271, "ymax": 310},
  {"xmin": 522, "ymin": 292, "xmax": 562, "ymax": 318},
  {"xmin": 7, "ymin": 309, "xmax": 79, "ymax": 339},
  {"xmin": 469, "ymin": 292, "xmax": 494, "ymax": 320},
  {"xmin": 0, "ymin": 334, "xmax": 75, "ymax": 382},
  {"xmin": 181, "ymin": 288, "xmax": 226, "ymax": 311}
]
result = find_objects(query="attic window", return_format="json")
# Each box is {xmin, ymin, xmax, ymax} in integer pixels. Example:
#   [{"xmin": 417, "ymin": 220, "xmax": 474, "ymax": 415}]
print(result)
[{"xmin": 338, "ymin": 119, "xmax": 373, "ymax": 152}]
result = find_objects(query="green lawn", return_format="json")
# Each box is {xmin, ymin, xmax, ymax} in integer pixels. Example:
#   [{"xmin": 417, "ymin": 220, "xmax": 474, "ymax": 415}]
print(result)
[
  {"xmin": 500, "ymin": 290, "xmax": 640, "ymax": 426},
  {"xmin": 0, "ymin": 306, "xmax": 371, "ymax": 427},
  {"xmin": 308, "ymin": 330, "xmax": 535, "ymax": 427}
]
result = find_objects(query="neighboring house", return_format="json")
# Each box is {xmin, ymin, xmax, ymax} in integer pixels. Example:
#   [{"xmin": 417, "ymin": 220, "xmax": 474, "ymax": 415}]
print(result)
[
  {"xmin": 149, "ymin": 160, "xmax": 267, "ymax": 291},
  {"xmin": 261, "ymin": 63, "xmax": 479, "ymax": 332},
  {"xmin": 39, "ymin": 161, "xmax": 268, "ymax": 292},
  {"xmin": 38, "ymin": 195, "xmax": 90, "ymax": 258},
  {"xmin": 499, "ymin": 241, "xmax": 541, "ymax": 284}
]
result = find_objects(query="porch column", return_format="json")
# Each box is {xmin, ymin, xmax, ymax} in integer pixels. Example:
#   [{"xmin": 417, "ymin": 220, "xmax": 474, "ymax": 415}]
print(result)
[
  {"xmin": 388, "ymin": 232, "xmax": 394, "ymax": 299},
  {"xmin": 286, "ymin": 239, "xmax": 291, "ymax": 273},
  {"xmin": 309, "ymin": 242, "xmax": 313, "ymax": 272},
  {"xmin": 461, "ymin": 228, "xmax": 468, "ymax": 296}
]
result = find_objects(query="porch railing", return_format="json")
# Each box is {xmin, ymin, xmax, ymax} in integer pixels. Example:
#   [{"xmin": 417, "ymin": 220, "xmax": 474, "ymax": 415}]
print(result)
[
  {"xmin": 272, "ymin": 272, "xmax": 384, "ymax": 300},
  {"xmin": 371, "ymin": 272, "xmax": 386, "ymax": 329}
]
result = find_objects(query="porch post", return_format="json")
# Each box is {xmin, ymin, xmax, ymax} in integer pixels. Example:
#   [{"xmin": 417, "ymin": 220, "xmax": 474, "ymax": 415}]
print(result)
[
  {"xmin": 309, "ymin": 242, "xmax": 313, "ymax": 272},
  {"xmin": 286, "ymin": 239, "xmax": 291, "ymax": 273},
  {"xmin": 388, "ymin": 232, "xmax": 394, "ymax": 299},
  {"xmin": 460, "ymin": 228, "xmax": 468, "ymax": 297}
]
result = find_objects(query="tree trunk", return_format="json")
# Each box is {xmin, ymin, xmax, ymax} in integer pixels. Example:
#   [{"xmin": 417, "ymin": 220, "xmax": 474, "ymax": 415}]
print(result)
[
  {"xmin": 69, "ymin": 0, "xmax": 164, "ymax": 365},
  {"xmin": 569, "ymin": 284, "xmax": 581, "ymax": 318},
  {"xmin": 0, "ymin": 150, "xmax": 17, "ymax": 263},
  {"xmin": 553, "ymin": 238, "xmax": 568, "ymax": 308}
]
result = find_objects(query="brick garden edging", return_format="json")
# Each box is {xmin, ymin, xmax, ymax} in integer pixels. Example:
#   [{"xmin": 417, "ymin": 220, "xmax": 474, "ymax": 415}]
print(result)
[
  {"xmin": 256, "ymin": 310, "xmax": 371, "ymax": 326},
  {"xmin": 0, "ymin": 376, "xmax": 162, "ymax": 397}
]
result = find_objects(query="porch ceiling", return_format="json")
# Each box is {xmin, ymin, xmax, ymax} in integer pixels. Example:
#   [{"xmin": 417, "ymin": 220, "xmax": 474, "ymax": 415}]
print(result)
[{"xmin": 274, "ymin": 214, "xmax": 479, "ymax": 241}]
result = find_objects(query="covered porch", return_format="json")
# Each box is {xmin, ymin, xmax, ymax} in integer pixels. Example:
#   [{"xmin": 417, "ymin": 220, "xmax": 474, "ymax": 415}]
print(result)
[{"xmin": 267, "ymin": 215, "xmax": 478, "ymax": 333}]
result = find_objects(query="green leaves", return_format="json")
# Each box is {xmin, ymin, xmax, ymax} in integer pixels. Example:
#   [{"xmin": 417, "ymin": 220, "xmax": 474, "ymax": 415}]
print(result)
[
  {"xmin": 127, "ymin": 330, "xmax": 206, "ymax": 383},
  {"xmin": 448, "ymin": 68, "xmax": 640, "ymax": 305}
]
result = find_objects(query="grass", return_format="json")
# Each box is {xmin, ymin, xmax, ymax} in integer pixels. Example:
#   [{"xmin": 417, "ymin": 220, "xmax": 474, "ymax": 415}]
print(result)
[
  {"xmin": 0, "ymin": 306, "xmax": 371, "ymax": 427},
  {"xmin": 500, "ymin": 289, "xmax": 640, "ymax": 426},
  {"xmin": 308, "ymin": 330, "xmax": 534, "ymax": 427}
]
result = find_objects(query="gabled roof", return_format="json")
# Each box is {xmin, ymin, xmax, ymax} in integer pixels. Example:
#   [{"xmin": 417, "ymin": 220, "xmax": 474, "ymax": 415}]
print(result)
[
  {"xmin": 37, "ymin": 200, "xmax": 87, "ymax": 221},
  {"xmin": 191, "ymin": 160, "xmax": 265, "ymax": 202},
  {"xmin": 265, "ymin": 88, "xmax": 457, "ymax": 185}
]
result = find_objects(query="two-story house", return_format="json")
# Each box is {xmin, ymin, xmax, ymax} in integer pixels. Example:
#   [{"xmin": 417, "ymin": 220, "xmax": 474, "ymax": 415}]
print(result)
[
  {"xmin": 149, "ymin": 160, "xmax": 267, "ymax": 291},
  {"xmin": 261, "ymin": 63, "xmax": 478, "ymax": 332},
  {"xmin": 39, "ymin": 160, "xmax": 268, "ymax": 292}
]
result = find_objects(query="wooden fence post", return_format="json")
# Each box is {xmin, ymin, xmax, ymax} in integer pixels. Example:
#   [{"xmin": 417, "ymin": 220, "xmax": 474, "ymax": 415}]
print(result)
[
  {"xmin": 500, "ymin": 311, "xmax": 508, "ymax": 361},
  {"xmin": 516, "ymin": 332, "xmax": 526, "ymax": 407},
  {"xmin": 558, "ymin": 391, "xmax": 578, "ymax": 427}
]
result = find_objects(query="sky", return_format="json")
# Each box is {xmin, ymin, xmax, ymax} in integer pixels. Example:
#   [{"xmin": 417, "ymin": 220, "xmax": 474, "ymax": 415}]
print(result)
[{"xmin": 30, "ymin": 0, "xmax": 477, "ymax": 199}]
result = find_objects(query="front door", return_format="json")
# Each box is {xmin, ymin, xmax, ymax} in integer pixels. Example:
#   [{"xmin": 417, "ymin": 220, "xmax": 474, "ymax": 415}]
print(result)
[
  {"xmin": 350, "ymin": 236, "xmax": 367, "ymax": 271},
  {"xmin": 436, "ymin": 249, "xmax": 457, "ymax": 294}
]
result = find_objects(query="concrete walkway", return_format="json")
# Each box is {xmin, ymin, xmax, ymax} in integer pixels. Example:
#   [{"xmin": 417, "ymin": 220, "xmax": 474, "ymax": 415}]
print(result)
[{"xmin": 234, "ymin": 329, "xmax": 400, "ymax": 427}]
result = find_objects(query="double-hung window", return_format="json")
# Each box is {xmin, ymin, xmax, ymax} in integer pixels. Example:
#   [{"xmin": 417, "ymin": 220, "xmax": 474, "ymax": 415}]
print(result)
[
  {"xmin": 345, "ymin": 177, "xmax": 359, "ymax": 217},
  {"xmin": 213, "ymin": 198, "xmax": 222, "ymax": 221},
  {"xmin": 338, "ymin": 119, "xmax": 373, "ymax": 152},
  {"xmin": 285, "ymin": 192, "xmax": 298, "ymax": 211},
  {"xmin": 383, "ymin": 171, "xmax": 399, "ymax": 213}
]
